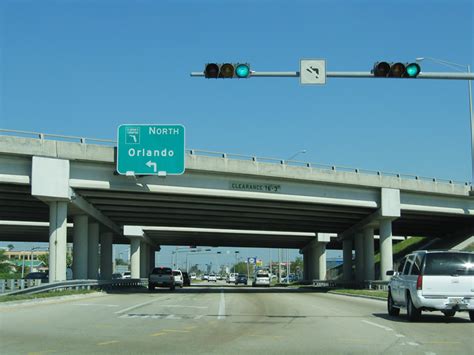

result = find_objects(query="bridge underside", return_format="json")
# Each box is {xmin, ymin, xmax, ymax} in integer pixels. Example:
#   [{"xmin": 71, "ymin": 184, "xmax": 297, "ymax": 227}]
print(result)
[{"xmin": 1, "ymin": 183, "xmax": 473, "ymax": 249}]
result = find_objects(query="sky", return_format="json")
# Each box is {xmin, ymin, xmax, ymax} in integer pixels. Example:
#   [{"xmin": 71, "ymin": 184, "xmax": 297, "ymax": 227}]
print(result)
[{"xmin": 0, "ymin": 0, "xmax": 473, "ymax": 270}]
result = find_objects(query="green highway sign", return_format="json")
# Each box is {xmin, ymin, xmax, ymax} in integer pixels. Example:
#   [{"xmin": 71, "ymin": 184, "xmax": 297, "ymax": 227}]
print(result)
[{"xmin": 117, "ymin": 124, "xmax": 185, "ymax": 175}]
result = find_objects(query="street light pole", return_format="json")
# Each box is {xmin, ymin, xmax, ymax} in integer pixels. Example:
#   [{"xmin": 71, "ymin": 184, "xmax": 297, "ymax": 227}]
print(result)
[
  {"xmin": 278, "ymin": 249, "xmax": 282, "ymax": 283},
  {"xmin": 287, "ymin": 149, "xmax": 307, "ymax": 161},
  {"xmin": 287, "ymin": 249, "xmax": 290, "ymax": 284},
  {"xmin": 416, "ymin": 57, "xmax": 473, "ymax": 191},
  {"xmin": 234, "ymin": 251, "xmax": 239, "ymax": 274}
]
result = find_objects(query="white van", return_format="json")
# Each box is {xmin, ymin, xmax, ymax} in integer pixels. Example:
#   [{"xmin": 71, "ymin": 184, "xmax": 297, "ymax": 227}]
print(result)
[{"xmin": 387, "ymin": 250, "xmax": 474, "ymax": 321}]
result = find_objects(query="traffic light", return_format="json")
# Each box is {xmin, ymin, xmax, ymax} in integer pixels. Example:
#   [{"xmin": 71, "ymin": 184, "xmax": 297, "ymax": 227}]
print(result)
[
  {"xmin": 204, "ymin": 63, "xmax": 251, "ymax": 78},
  {"xmin": 372, "ymin": 61, "xmax": 421, "ymax": 78}
]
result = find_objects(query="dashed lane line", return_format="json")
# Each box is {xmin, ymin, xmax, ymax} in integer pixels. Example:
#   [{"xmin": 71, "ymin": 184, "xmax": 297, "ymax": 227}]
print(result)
[
  {"xmin": 115, "ymin": 298, "xmax": 162, "ymax": 314},
  {"xmin": 74, "ymin": 303, "xmax": 119, "ymax": 307},
  {"xmin": 154, "ymin": 305, "xmax": 208, "ymax": 309},
  {"xmin": 218, "ymin": 290, "xmax": 226, "ymax": 320},
  {"xmin": 150, "ymin": 332, "xmax": 166, "ymax": 337},
  {"xmin": 361, "ymin": 320, "xmax": 394, "ymax": 331},
  {"xmin": 162, "ymin": 329, "xmax": 191, "ymax": 333},
  {"xmin": 97, "ymin": 341, "xmax": 119, "ymax": 346}
]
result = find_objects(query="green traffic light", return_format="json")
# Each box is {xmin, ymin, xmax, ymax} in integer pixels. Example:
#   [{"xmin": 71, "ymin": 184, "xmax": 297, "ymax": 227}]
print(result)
[
  {"xmin": 405, "ymin": 63, "xmax": 421, "ymax": 77},
  {"xmin": 235, "ymin": 64, "xmax": 250, "ymax": 78}
]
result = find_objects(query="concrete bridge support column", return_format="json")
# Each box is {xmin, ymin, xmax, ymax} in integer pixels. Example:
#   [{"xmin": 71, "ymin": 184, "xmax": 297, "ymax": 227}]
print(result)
[
  {"xmin": 309, "ymin": 241, "xmax": 319, "ymax": 280},
  {"xmin": 87, "ymin": 223, "xmax": 100, "ymax": 279},
  {"xmin": 149, "ymin": 248, "xmax": 156, "ymax": 271},
  {"xmin": 302, "ymin": 251, "xmax": 309, "ymax": 281},
  {"xmin": 342, "ymin": 238, "xmax": 353, "ymax": 281},
  {"xmin": 363, "ymin": 228, "xmax": 375, "ymax": 281},
  {"xmin": 48, "ymin": 201, "xmax": 68, "ymax": 282},
  {"xmin": 100, "ymin": 232, "xmax": 113, "ymax": 280},
  {"xmin": 140, "ymin": 242, "xmax": 148, "ymax": 278},
  {"xmin": 316, "ymin": 233, "xmax": 332, "ymax": 280},
  {"xmin": 355, "ymin": 233, "xmax": 364, "ymax": 282},
  {"xmin": 379, "ymin": 219, "xmax": 394, "ymax": 281},
  {"xmin": 32, "ymin": 156, "xmax": 70, "ymax": 282},
  {"xmin": 316, "ymin": 242, "xmax": 327, "ymax": 280},
  {"xmin": 72, "ymin": 215, "xmax": 88, "ymax": 279},
  {"xmin": 130, "ymin": 238, "xmax": 141, "ymax": 279},
  {"xmin": 145, "ymin": 245, "xmax": 150, "ymax": 275},
  {"xmin": 379, "ymin": 188, "xmax": 400, "ymax": 280}
]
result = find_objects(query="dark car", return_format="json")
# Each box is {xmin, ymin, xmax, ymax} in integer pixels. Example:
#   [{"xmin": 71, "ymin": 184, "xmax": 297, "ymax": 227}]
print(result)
[
  {"xmin": 182, "ymin": 272, "xmax": 191, "ymax": 286},
  {"xmin": 148, "ymin": 267, "xmax": 175, "ymax": 291},
  {"xmin": 112, "ymin": 273, "xmax": 123, "ymax": 280},
  {"xmin": 24, "ymin": 272, "xmax": 49, "ymax": 283},
  {"xmin": 235, "ymin": 274, "xmax": 248, "ymax": 285}
]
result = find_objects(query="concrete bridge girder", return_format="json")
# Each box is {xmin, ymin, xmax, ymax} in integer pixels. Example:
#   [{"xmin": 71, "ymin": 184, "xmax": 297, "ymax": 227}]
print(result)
[{"xmin": 0, "ymin": 135, "xmax": 473, "ymax": 283}]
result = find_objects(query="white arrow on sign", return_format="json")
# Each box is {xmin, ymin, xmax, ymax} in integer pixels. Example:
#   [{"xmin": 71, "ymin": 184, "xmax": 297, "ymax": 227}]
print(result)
[{"xmin": 146, "ymin": 160, "xmax": 157, "ymax": 172}]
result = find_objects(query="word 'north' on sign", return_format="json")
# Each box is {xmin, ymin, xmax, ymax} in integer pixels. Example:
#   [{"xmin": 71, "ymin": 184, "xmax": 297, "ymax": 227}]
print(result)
[{"xmin": 117, "ymin": 124, "xmax": 185, "ymax": 176}]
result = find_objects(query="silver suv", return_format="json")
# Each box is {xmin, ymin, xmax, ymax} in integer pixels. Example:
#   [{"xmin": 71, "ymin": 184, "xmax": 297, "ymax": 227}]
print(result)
[{"xmin": 387, "ymin": 250, "xmax": 474, "ymax": 322}]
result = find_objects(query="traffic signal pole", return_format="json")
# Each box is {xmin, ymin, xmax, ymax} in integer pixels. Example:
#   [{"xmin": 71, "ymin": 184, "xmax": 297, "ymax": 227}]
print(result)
[
  {"xmin": 191, "ymin": 71, "xmax": 474, "ymax": 80},
  {"xmin": 191, "ymin": 68, "xmax": 474, "ymax": 191}
]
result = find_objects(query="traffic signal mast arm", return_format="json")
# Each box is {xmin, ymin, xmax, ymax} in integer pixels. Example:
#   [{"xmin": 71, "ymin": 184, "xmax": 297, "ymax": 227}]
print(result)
[{"xmin": 191, "ymin": 70, "xmax": 474, "ymax": 80}]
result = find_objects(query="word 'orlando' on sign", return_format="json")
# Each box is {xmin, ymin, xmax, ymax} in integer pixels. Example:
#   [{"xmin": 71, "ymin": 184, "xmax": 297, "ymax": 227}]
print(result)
[{"xmin": 117, "ymin": 124, "xmax": 185, "ymax": 176}]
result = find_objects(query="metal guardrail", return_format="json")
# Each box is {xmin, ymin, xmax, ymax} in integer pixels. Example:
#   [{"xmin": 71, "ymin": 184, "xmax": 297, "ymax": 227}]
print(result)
[
  {"xmin": 0, "ymin": 278, "xmax": 147, "ymax": 297},
  {"xmin": 0, "ymin": 279, "xmax": 43, "ymax": 293},
  {"xmin": 366, "ymin": 280, "xmax": 389, "ymax": 291},
  {"xmin": 309, "ymin": 279, "xmax": 389, "ymax": 290},
  {"xmin": 0, "ymin": 128, "xmax": 470, "ymax": 187}
]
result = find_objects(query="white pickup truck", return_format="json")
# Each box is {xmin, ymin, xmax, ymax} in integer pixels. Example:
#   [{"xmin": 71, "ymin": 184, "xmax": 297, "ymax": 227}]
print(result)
[
  {"xmin": 148, "ymin": 267, "xmax": 175, "ymax": 291},
  {"xmin": 387, "ymin": 250, "xmax": 474, "ymax": 321}
]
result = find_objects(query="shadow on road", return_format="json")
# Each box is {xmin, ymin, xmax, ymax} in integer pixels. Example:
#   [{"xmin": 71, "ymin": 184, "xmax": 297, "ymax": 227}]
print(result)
[{"xmin": 372, "ymin": 312, "xmax": 471, "ymax": 324}]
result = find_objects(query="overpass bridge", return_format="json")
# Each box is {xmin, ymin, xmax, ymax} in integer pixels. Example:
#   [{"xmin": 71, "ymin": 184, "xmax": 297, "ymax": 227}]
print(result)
[{"xmin": 0, "ymin": 130, "xmax": 473, "ymax": 283}]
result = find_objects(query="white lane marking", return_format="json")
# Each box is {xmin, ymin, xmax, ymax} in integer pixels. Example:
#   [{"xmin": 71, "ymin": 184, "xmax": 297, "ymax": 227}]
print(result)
[
  {"xmin": 361, "ymin": 320, "xmax": 393, "ymax": 331},
  {"xmin": 395, "ymin": 334, "xmax": 405, "ymax": 338},
  {"xmin": 74, "ymin": 303, "xmax": 119, "ymax": 307},
  {"xmin": 155, "ymin": 305, "xmax": 208, "ymax": 309},
  {"xmin": 408, "ymin": 342, "xmax": 420, "ymax": 346},
  {"xmin": 218, "ymin": 290, "xmax": 226, "ymax": 320},
  {"xmin": 115, "ymin": 299, "xmax": 158, "ymax": 314},
  {"xmin": 165, "ymin": 314, "xmax": 182, "ymax": 320}
]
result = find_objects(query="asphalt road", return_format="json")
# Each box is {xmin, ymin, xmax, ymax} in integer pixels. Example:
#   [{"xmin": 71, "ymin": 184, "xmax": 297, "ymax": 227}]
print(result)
[{"xmin": 1, "ymin": 282, "xmax": 473, "ymax": 354}]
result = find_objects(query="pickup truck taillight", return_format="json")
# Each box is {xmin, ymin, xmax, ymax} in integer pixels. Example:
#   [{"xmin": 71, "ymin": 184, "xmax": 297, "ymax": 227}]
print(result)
[{"xmin": 416, "ymin": 275, "xmax": 423, "ymax": 290}]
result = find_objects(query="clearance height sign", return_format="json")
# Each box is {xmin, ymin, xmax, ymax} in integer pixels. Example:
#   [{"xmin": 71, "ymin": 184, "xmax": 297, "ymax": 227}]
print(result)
[{"xmin": 117, "ymin": 124, "xmax": 185, "ymax": 175}]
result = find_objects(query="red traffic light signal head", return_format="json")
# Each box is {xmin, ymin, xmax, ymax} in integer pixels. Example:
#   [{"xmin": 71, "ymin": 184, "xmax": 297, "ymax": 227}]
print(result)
[
  {"xmin": 373, "ymin": 62, "xmax": 391, "ymax": 77},
  {"xmin": 205, "ymin": 63, "xmax": 219, "ymax": 78}
]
